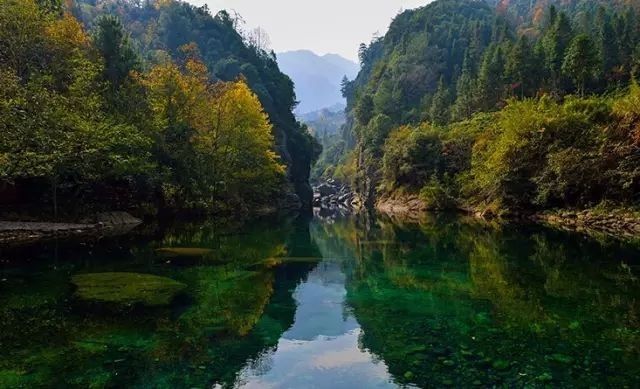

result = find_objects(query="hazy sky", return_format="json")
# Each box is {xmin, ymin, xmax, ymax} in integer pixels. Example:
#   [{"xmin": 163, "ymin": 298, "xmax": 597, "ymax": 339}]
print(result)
[{"xmin": 189, "ymin": 0, "xmax": 432, "ymax": 61}]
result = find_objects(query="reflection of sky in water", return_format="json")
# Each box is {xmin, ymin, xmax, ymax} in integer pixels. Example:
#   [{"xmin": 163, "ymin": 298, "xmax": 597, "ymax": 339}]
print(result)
[{"xmin": 235, "ymin": 261, "xmax": 399, "ymax": 389}]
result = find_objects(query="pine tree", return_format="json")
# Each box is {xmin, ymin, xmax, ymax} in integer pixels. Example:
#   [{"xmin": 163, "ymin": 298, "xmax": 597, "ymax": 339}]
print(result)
[
  {"xmin": 341, "ymin": 76, "xmax": 354, "ymax": 100},
  {"xmin": 476, "ymin": 44, "xmax": 506, "ymax": 111},
  {"xmin": 93, "ymin": 15, "xmax": 140, "ymax": 91},
  {"xmin": 596, "ymin": 7, "xmax": 620, "ymax": 82},
  {"xmin": 429, "ymin": 76, "xmax": 451, "ymax": 125},
  {"xmin": 562, "ymin": 34, "xmax": 599, "ymax": 96},
  {"xmin": 542, "ymin": 12, "xmax": 573, "ymax": 93},
  {"xmin": 452, "ymin": 52, "xmax": 476, "ymax": 121},
  {"xmin": 505, "ymin": 35, "xmax": 535, "ymax": 98},
  {"xmin": 618, "ymin": 9, "xmax": 638, "ymax": 73}
]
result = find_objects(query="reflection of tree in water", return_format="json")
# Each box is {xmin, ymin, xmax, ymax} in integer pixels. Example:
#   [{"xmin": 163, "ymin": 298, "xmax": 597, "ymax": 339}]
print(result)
[
  {"xmin": 0, "ymin": 216, "xmax": 320, "ymax": 388},
  {"xmin": 341, "ymin": 214, "xmax": 640, "ymax": 387},
  {"xmin": 2, "ymin": 214, "xmax": 639, "ymax": 387},
  {"xmin": 146, "ymin": 215, "xmax": 322, "ymax": 388}
]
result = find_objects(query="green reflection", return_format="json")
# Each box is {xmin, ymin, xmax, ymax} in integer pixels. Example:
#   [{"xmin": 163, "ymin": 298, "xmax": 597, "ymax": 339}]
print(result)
[
  {"xmin": 0, "ymin": 213, "xmax": 638, "ymax": 387},
  {"xmin": 0, "ymin": 216, "xmax": 319, "ymax": 387},
  {"xmin": 343, "ymin": 214, "xmax": 640, "ymax": 387}
]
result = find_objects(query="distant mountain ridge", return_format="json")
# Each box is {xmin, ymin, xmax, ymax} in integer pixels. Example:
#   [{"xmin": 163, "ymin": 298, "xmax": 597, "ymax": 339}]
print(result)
[
  {"xmin": 277, "ymin": 50, "xmax": 359, "ymax": 114},
  {"xmin": 299, "ymin": 103, "xmax": 346, "ymax": 137}
]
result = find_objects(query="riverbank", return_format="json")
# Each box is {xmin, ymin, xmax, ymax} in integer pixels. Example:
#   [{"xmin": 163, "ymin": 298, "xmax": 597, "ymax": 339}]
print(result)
[
  {"xmin": 375, "ymin": 193, "xmax": 640, "ymax": 243},
  {"xmin": 534, "ymin": 208, "xmax": 640, "ymax": 243},
  {"xmin": 0, "ymin": 212, "xmax": 142, "ymax": 247}
]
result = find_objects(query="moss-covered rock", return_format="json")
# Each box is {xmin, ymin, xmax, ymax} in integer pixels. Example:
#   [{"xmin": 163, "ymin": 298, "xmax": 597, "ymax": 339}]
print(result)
[
  {"xmin": 155, "ymin": 248, "xmax": 214, "ymax": 257},
  {"xmin": 71, "ymin": 273, "xmax": 186, "ymax": 307}
]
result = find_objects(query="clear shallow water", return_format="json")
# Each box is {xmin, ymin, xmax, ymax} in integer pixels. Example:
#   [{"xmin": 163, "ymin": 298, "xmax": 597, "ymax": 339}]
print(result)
[{"xmin": 0, "ymin": 213, "xmax": 639, "ymax": 388}]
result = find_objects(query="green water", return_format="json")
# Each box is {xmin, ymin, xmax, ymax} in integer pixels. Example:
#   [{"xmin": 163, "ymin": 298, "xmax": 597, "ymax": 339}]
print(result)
[{"xmin": 0, "ymin": 213, "xmax": 639, "ymax": 388}]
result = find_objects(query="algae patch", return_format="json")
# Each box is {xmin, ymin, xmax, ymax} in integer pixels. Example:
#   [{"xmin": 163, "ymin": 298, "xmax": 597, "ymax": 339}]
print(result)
[{"xmin": 71, "ymin": 273, "xmax": 186, "ymax": 306}]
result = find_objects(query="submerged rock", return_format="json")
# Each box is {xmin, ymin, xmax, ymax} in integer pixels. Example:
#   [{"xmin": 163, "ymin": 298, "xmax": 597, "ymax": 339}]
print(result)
[
  {"xmin": 155, "ymin": 248, "xmax": 214, "ymax": 257},
  {"xmin": 71, "ymin": 272, "xmax": 186, "ymax": 306}
]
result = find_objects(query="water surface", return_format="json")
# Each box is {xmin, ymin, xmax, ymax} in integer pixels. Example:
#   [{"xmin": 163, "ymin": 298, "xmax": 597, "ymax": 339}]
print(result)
[{"xmin": 0, "ymin": 213, "xmax": 638, "ymax": 387}]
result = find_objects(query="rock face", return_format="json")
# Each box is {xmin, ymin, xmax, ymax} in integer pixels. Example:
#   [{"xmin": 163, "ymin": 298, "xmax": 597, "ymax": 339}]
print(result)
[
  {"xmin": 71, "ymin": 272, "xmax": 186, "ymax": 307},
  {"xmin": 312, "ymin": 179, "xmax": 357, "ymax": 210},
  {"xmin": 376, "ymin": 195, "xmax": 428, "ymax": 217}
]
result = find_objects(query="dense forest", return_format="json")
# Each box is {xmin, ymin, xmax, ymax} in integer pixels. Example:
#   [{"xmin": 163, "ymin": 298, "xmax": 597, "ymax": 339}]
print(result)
[
  {"xmin": 0, "ymin": 0, "xmax": 320, "ymax": 217},
  {"xmin": 326, "ymin": 0, "xmax": 640, "ymax": 215}
]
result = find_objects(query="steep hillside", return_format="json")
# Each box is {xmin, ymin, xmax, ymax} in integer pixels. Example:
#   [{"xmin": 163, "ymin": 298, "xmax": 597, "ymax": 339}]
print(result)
[
  {"xmin": 74, "ymin": 0, "xmax": 321, "ymax": 207},
  {"xmin": 338, "ymin": 0, "xmax": 640, "ymax": 212},
  {"xmin": 341, "ymin": 0, "xmax": 498, "ymax": 205}
]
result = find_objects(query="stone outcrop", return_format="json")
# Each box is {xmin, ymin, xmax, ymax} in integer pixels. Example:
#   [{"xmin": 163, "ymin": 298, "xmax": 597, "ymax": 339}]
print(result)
[
  {"xmin": 534, "ymin": 209, "xmax": 640, "ymax": 241},
  {"xmin": 0, "ymin": 212, "xmax": 142, "ymax": 247},
  {"xmin": 312, "ymin": 179, "xmax": 357, "ymax": 209}
]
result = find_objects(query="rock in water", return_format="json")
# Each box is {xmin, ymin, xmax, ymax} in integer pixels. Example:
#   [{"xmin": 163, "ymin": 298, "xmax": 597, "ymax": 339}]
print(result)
[
  {"xmin": 71, "ymin": 272, "xmax": 186, "ymax": 306},
  {"xmin": 316, "ymin": 184, "xmax": 337, "ymax": 196},
  {"xmin": 155, "ymin": 248, "xmax": 214, "ymax": 257}
]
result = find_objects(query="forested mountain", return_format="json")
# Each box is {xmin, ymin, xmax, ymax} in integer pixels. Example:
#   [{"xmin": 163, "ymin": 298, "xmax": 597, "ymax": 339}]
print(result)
[
  {"xmin": 0, "ymin": 0, "xmax": 320, "ymax": 216},
  {"xmin": 333, "ymin": 0, "xmax": 640, "ymax": 213},
  {"xmin": 277, "ymin": 50, "xmax": 358, "ymax": 114},
  {"xmin": 72, "ymin": 0, "xmax": 320, "ymax": 208},
  {"xmin": 299, "ymin": 105, "xmax": 347, "ymax": 180},
  {"xmin": 300, "ymin": 104, "xmax": 346, "ymax": 138}
]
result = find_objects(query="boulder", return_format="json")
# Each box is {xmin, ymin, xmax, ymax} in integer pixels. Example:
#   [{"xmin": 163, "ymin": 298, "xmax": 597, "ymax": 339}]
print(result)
[
  {"xmin": 71, "ymin": 272, "xmax": 186, "ymax": 306},
  {"xmin": 156, "ymin": 247, "xmax": 214, "ymax": 257},
  {"xmin": 317, "ymin": 184, "xmax": 337, "ymax": 197}
]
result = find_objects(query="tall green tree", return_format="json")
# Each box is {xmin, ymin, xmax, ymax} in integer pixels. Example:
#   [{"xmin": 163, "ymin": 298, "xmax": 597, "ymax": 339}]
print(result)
[
  {"xmin": 452, "ymin": 52, "xmax": 477, "ymax": 121},
  {"xmin": 595, "ymin": 7, "xmax": 619, "ymax": 83},
  {"xmin": 476, "ymin": 44, "xmax": 506, "ymax": 111},
  {"xmin": 542, "ymin": 12, "xmax": 573, "ymax": 92},
  {"xmin": 505, "ymin": 35, "xmax": 536, "ymax": 98},
  {"xmin": 562, "ymin": 34, "xmax": 600, "ymax": 96},
  {"xmin": 429, "ymin": 76, "xmax": 451, "ymax": 125},
  {"xmin": 93, "ymin": 15, "xmax": 140, "ymax": 92}
]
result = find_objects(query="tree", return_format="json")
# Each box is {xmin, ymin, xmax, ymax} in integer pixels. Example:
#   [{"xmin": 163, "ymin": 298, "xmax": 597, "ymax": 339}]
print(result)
[
  {"xmin": 36, "ymin": 0, "xmax": 62, "ymax": 13},
  {"xmin": 93, "ymin": 15, "xmax": 140, "ymax": 92},
  {"xmin": 476, "ymin": 44, "xmax": 506, "ymax": 110},
  {"xmin": 429, "ymin": 77, "xmax": 451, "ymax": 125},
  {"xmin": 542, "ymin": 12, "xmax": 573, "ymax": 92},
  {"xmin": 245, "ymin": 27, "xmax": 271, "ymax": 52},
  {"xmin": 562, "ymin": 34, "xmax": 600, "ymax": 96},
  {"xmin": 505, "ymin": 35, "xmax": 536, "ymax": 98},
  {"xmin": 0, "ymin": 1, "xmax": 151, "ymax": 216},
  {"xmin": 142, "ymin": 60, "xmax": 206, "ymax": 205},
  {"xmin": 195, "ymin": 80, "xmax": 285, "ymax": 202},
  {"xmin": 355, "ymin": 94, "xmax": 374, "ymax": 125},
  {"xmin": 341, "ymin": 76, "xmax": 355, "ymax": 100},
  {"xmin": 358, "ymin": 43, "xmax": 368, "ymax": 65},
  {"xmin": 143, "ymin": 58, "xmax": 284, "ymax": 208},
  {"xmin": 595, "ymin": 7, "xmax": 619, "ymax": 82},
  {"xmin": 452, "ymin": 54, "xmax": 477, "ymax": 121}
]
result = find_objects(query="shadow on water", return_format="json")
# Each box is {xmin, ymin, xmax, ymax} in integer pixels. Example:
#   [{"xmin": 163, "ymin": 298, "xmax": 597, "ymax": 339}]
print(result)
[{"xmin": 0, "ymin": 212, "xmax": 638, "ymax": 387}]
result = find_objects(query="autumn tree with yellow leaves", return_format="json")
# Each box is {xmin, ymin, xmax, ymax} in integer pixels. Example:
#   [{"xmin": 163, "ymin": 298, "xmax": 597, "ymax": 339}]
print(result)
[
  {"xmin": 143, "ymin": 55, "xmax": 285, "ymax": 210},
  {"xmin": 0, "ymin": 0, "xmax": 287, "ymax": 215}
]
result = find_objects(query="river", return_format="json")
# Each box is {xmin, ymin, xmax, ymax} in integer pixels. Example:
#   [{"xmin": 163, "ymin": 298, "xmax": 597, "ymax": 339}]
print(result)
[{"xmin": 0, "ymin": 212, "xmax": 638, "ymax": 387}]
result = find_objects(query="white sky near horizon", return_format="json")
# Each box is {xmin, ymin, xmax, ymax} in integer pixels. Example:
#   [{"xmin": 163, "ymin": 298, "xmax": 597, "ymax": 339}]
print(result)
[{"xmin": 188, "ymin": 0, "xmax": 433, "ymax": 61}]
